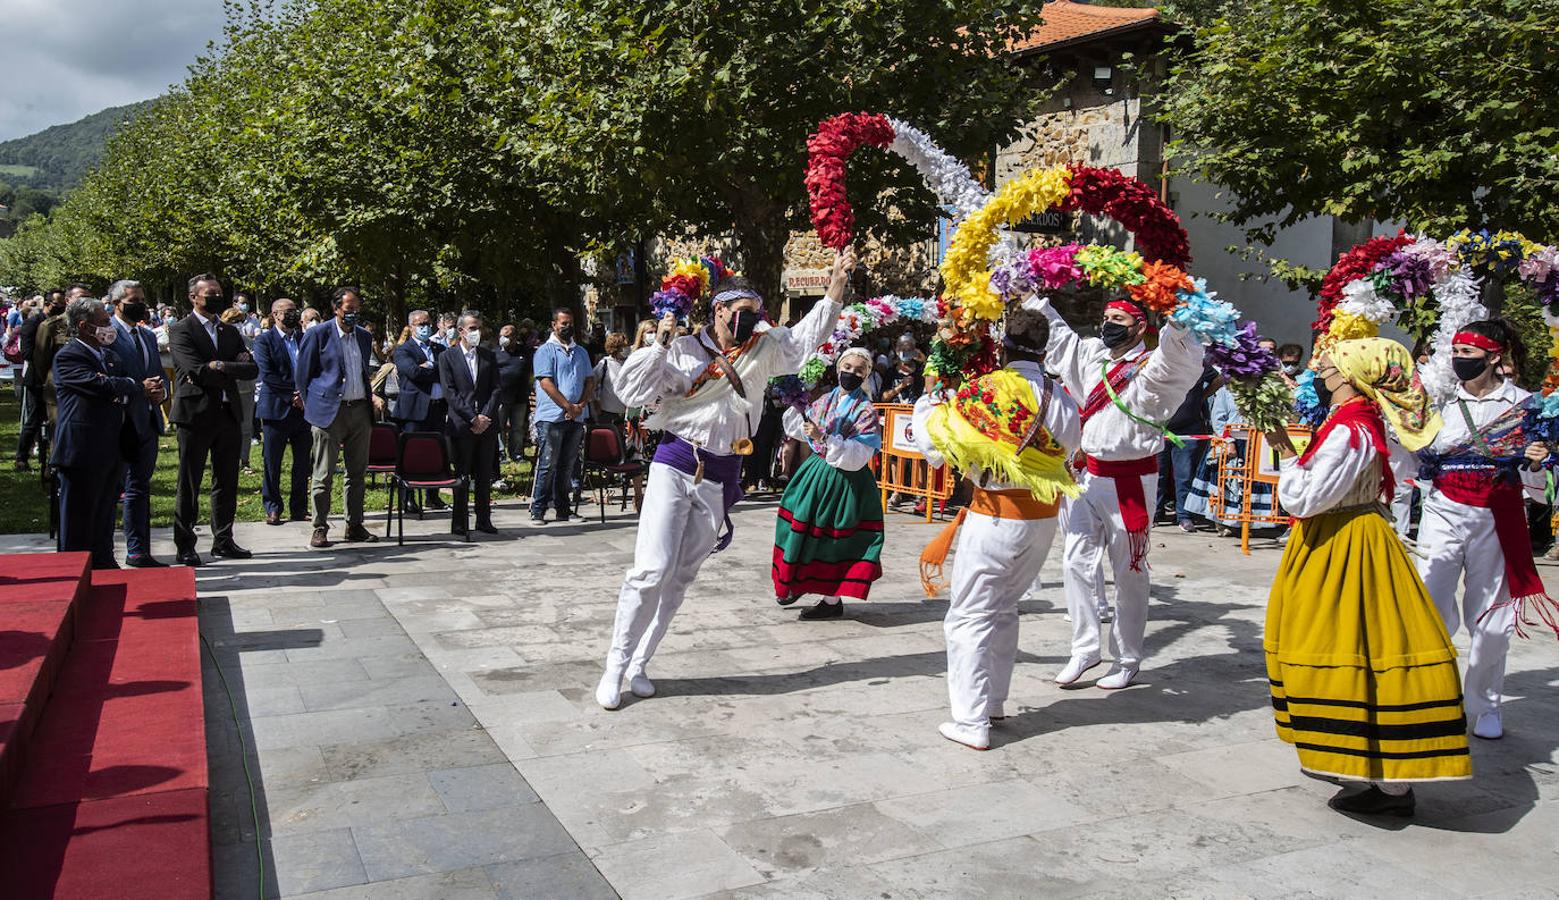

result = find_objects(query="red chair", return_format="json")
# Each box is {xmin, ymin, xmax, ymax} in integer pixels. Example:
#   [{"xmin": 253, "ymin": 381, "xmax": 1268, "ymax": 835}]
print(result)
[
  {"xmin": 583, "ymin": 425, "xmax": 645, "ymax": 524},
  {"xmin": 393, "ymin": 432, "xmax": 466, "ymax": 544},
  {"xmin": 368, "ymin": 423, "xmax": 401, "ymax": 536}
]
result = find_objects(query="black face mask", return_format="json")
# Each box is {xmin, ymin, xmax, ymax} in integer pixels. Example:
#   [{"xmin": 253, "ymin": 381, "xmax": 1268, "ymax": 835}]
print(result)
[
  {"xmin": 838, "ymin": 372, "xmax": 865, "ymax": 392},
  {"xmin": 201, "ymin": 293, "xmax": 232, "ymax": 315},
  {"xmin": 1100, "ymin": 321, "xmax": 1135, "ymax": 349},
  {"xmin": 281, "ymin": 308, "xmax": 302, "ymax": 329},
  {"xmin": 1313, "ymin": 377, "xmax": 1334, "ymax": 410},
  {"xmin": 730, "ymin": 309, "xmax": 761, "ymax": 344},
  {"xmin": 340, "ymin": 312, "xmax": 359, "ymax": 329},
  {"xmin": 1452, "ymin": 355, "xmax": 1490, "ymax": 382},
  {"xmin": 122, "ymin": 301, "xmax": 148, "ymax": 323},
  {"xmin": 557, "ymin": 325, "xmax": 575, "ymax": 342}
]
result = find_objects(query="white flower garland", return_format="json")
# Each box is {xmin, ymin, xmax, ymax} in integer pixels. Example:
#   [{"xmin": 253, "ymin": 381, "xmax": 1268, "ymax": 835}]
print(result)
[
  {"xmin": 884, "ymin": 116, "xmax": 1018, "ymax": 264},
  {"xmin": 1419, "ymin": 268, "xmax": 1487, "ymax": 403}
]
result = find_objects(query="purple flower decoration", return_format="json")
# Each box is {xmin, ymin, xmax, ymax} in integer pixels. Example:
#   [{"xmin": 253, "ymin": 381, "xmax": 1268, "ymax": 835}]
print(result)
[
  {"xmin": 1205, "ymin": 321, "xmax": 1280, "ymax": 380},
  {"xmin": 1378, "ymin": 249, "xmax": 1436, "ymax": 302},
  {"xmin": 768, "ymin": 375, "xmax": 810, "ymax": 412},
  {"xmin": 650, "ymin": 288, "xmax": 692, "ymax": 320}
]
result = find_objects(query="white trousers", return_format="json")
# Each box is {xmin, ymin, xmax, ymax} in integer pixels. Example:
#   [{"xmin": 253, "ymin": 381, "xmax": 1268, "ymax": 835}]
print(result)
[
  {"xmin": 1390, "ymin": 482, "xmax": 1416, "ymax": 540},
  {"xmin": 603, "ymin": 461, "xmax": 725, "ymax": 678},
  {"xmin": 1415, "ymin": 492, "xmax": 1516, "ymax": 721},
  {"xmin": 946, "ymin": 512, "xmax": 1057, "ymax": 729},
  {"xmin": 1042, "ymin": 498, "xmax": 1109, "ymax": 615},
  {"xmin": 1063, "ymin": 469, "xmax": 1156, "ymax": 666}
]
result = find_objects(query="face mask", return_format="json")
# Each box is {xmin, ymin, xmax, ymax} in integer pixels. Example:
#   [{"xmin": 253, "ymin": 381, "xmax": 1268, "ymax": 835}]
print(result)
[
  {"xmin": 557, "ymin": 324, "xmax": 575, "ymax": 342},
  {"xmin": 1282, "ymin": 362, "xmax": 1302, "ymax": 376},
  {"xmin": 93, "ymin": 324, "xmax": 118, "ymax": 345},
  {"xmin": 729, "ymin": 309, "xmax": 761, "ymax": 344},
  {"xmin": 202, "ymin": 293, "xmax": 232, "ymax": 314},
  {"xmin": 498, "ymin": 335, "xmax": 511, "ymax": 348},
  {"xmin": 465, "ymin": 328, "xmax": 483, "ymax": 346},
  {"xmin": 340, "ymin": 312, "xmax": 359, "ymax": 328},
  {"xmin": 1313, "ymin": 377, "xmax": 1335, "ymax": 410},
  {"xmin": 1452, "ymin": 355, "xmax": 1489, "ymax": 382},
  {"xmin": 1100, "ymin": 320, "xmax": 1135, "ymax": 349},
  {"xmin": 122, "ymin": 301, "xmax": 148, "ymax": 323},
  {"xmin": 280, "ymin": 308, "xmax": 301, "ymax": 329},
  {"xmin": 415, "ymin": 324, "xmax": 432, "ymax": 341},
  {"xmin": 837, "ymin": 372, "xmax": 865, "ymax": 392},
  {"xmin": 238, "ymin": 302, "xmax": 250, "ymax": 314}
]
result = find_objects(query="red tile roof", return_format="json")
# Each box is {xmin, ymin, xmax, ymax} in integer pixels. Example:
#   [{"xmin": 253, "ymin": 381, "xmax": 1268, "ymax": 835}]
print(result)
[{"xmin": 1011, "ymin": 1, "xmax": 1165, "ymax": 54}]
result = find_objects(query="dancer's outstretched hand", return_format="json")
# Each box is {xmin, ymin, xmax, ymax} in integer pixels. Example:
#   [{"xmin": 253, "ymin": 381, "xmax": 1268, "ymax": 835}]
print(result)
[{"xmin": 827, "ymin": 248, "xmax": 856, "ymax": 300}]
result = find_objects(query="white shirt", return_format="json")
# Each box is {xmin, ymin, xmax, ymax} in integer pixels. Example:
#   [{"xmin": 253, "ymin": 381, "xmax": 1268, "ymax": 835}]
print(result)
[
  {"xmin": 910, "ymin": 360, "xmax": 1082, "ymax": 490},
  {"xmin": 112, "ymin": 315, "xmax": 157, "ymax": 372},
  {"xmin": 463, "ymin": 344, "xmax": 479, "ymax": 382},
  {"xmin": 1277, "ymin": 423, "xmax": 1418, "ymax": 518},
  {"xmin": 615, "ymin": 297, "xmax": 842, "ymax": 454},
  {"xmin": 192, "ymin": 310, "xmax": 219, "ymax": 347},
  {"xmin": 593, "ymin": 356, "xmax": 628, "ymax": 416},
  {"xmin": 1037, "ymin": 297, "xmax": 1206, "ymax": 461},
  {"xmin": 337, "ymin": 321, "xmax": 365, "ymax": 401}
]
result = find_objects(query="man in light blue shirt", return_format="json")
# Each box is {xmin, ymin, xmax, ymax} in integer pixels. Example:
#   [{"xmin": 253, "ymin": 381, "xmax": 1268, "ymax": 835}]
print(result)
[{"xmin": 530, "ymin": 307, "xmax": 594, "ymax": 524}]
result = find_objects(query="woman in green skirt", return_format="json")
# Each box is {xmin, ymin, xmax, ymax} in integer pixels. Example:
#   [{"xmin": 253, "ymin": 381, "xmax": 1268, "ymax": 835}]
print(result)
[{"xmin": 773, "ymin": 348, "xmax": 885, "ymax": 619}]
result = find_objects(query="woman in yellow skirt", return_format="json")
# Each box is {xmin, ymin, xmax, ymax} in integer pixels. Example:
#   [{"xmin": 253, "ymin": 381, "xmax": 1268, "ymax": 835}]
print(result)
[{"xmin": 1264, "ymin": 337, "xmax": 1471, "ymax": 817}]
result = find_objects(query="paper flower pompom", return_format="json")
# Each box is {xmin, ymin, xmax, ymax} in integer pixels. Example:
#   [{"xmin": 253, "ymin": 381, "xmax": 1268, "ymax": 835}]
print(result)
[
  {"xmin": 1029, "ymin": 244, "xmax": 1083, "ymax": 289},
  {"xmin": 1169, "ymin": 279, "xmax": 1239, "ymax": 347},
  {"xmin": 797, "ymin": 358, "xmax": 829, "ymax": 388},
  {"xmin": 1229, "ymin": 372, "xmax": 1296, "ymax": 433},
  {"xmin": 1328, "ymin": 311, "xmax": 1379, "ymax": 341},
  {"xmin": 1074, "ymin": 245, "xmax": 1146, "ymax": 291},
  {"xmin": 1059, "ymin": 164, "xmax": 1191, "ymax": 269},
  {"xmin": 1206, "ymin": 321, "xmax": 1279, "ymax": 380},
  {"xmin": 1293, "ymin": 370, "xmax": 1327, "ymax": 427},
  {"xmin": 1126, "ymin": 260, "xmax": 1194, "ymax": 315},
  {"xmin": 805, "ymin": 112, "xmax": 896, "ymax": 249},
  {"xmin": 1337, "ymin": 278, "xmax": 1397, "ymax": 324},
  {"xmin": 769, "ymin": 374, "xmax": 812, "ymax": 409},
  {"xmin": 940, "ymin": 165, "xmax": 1073, "ymax": 324}
]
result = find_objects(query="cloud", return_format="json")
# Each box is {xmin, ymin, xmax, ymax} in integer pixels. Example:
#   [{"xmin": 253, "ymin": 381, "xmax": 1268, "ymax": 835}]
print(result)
[{"xmin": 0, "ymin": 0, "xmax": 227, "ymax": 141}]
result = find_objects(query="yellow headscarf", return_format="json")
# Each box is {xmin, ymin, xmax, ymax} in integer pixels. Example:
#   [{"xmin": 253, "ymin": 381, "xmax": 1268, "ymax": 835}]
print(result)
[{"xmin": 1325, "ymin": 337, "xmax": 1442, "ymax": 452}]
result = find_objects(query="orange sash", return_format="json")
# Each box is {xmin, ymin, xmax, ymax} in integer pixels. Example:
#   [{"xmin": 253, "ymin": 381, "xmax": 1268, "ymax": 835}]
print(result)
[{"xmin": 918, "ymin": 487, "xmax": 1059, "ymax": 598}]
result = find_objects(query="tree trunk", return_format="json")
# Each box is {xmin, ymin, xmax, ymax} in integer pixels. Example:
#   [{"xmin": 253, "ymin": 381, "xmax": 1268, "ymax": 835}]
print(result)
[
  {"xmin": 383, "ymin": 262, "xmax": 407, "ymax": 338},
  {"xmin": 732, "ymin": 210, "xmax": 789, "ymax": 321}
]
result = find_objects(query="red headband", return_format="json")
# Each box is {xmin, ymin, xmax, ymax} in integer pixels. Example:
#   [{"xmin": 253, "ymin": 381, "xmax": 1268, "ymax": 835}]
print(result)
[
  {"xmin": 1452, "ymin": 331, "xmax": 1504, "ymax": 354},
  {"xmin": 1105, "ymin": 300, "xmax": 1147, "ymax": 323}
]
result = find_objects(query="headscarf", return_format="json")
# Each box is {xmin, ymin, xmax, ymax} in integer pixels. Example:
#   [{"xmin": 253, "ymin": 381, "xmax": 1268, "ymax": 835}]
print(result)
[
  {"xmin": 1326, "ymin": 337, "xmax": 1441, "ymax": 452},
  {"xmin": 837, "ymin": 346, "xmax": 873, "ymax": 372}
]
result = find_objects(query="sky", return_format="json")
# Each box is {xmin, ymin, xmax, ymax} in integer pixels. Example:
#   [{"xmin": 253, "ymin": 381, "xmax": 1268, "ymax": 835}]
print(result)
[{"xmin": 0, "ymin": 0, "xmax": 228, "ymax": 142}]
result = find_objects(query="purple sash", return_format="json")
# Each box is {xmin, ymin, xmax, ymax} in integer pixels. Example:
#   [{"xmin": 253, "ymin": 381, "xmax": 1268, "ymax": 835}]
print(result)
[{"xmin": 654, "ymin": 434, "xmax": 746, "ymax": 552}]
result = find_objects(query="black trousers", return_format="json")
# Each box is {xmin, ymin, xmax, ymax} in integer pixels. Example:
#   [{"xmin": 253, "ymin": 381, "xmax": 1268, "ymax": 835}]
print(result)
[
  {"xmin": 15, "ymin": 381, "xmax": 45, "ymax": 462},
  {"xmin": 174, "ymin": 410, "xmax": 241, "ymax": 552},
  {"xmin": 58, "ymin": 459, "xmax": 126, "ymax": 568},
  {"xmin": 452, "ymin": 430, "xmax": 498, "ymax": 527},
  {"xmin": 261, "ymin": 412, "xmax": 312, "ymax": 518}
]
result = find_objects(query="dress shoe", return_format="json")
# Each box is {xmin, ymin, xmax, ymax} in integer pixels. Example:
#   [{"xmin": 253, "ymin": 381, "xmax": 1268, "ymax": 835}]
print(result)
[
  {"xmin": 1053, "ymin": 653, "xmax": 1102, "ymax": 685},
  {"xmin": 776, "ymin": 594, "xmax": 800, "ymax": 607},
  {"xmin": 211, "ymin": 541, "xmax": 253, "ymax": 559},
  {"xmin": 475, "ymin": 521, "xmax": 498, "ymax": 535},
  {"xmin": 343, "ymin": 524, "xmax": 379, "ymax": 543},
  {"xmin": 310, "ymin": 528, "xmax": 331, "ymax": 548},
  {"xmin": 289, "ymin": 512, "xmax": 309, "ymax": 522},
  {"xmin": 1096, "ymin": 664, "xmax": 1140, "ymax": 690},
  {"xmin": 126, "ymin": 555, "xmax": 168, "ymax": 568},
  {"xmin": 451, "ymin": 523, "xmax": 470, "ymax": 537},
  {"xmin": 938, "ymin": 721, "xmax": 990, "ymax": 751},
  {"xmin": 176, "ymin": 550, "xmax": 203, "ymax": 567},
  {"xmin": 798, "ymin": 599, "xmax": 844, "ymax": 620},
  {"xmin": 93, "ymin": 559, "xmax": 120, "ymax": 570},
  {"xmin": 1473, "ymin": 712, "xmax": 1503, "ymax": 740},
  {"xmin": 265, "ymin": 511, "xmax": 284, "ymax": 526},
  {"xmin": 1328, "ymin": 785, "xmax": 1415, "ymax": 817},
  {"xmin": 427, "ymin": 497, "xmax": 449, "ymax": 511},
  {"xmin": 14, "ymin": 459, "xmax": 31, "ymax": 471},
  {"xmin": 629, "ymin": 672, "xmax": 656, "ymax": 698}
]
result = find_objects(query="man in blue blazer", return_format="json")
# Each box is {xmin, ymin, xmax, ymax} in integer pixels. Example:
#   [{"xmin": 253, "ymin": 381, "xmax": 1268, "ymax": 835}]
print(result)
[
  {"xmin": 294, "ymin": 286, "xmax": 383, "ymax": 548},
  {"xmin": 105, "ymin": 280, "xmax": 170, "ymax": 567},
  {"xmin": 392, "ymin": 309, "xmax": 448, "ymax": 513},
  {"xmin": 53, "ymin": 298, "xmax": 162, "ymax": 569},
  {"xmin": 253, "ymin": 297, "xmax": 313, "ymax": 526}
]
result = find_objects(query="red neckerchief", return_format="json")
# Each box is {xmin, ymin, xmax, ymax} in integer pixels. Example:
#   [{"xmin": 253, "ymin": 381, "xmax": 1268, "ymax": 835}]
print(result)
[
  {"xmin": 685, "ymin": 329, "xmax": 761, "ymax": 398},
  {"xmin": 1297, "ymin": 396, "xmax": 1394, "ymax": 500},
  {"xmin": 1080, "ymin": 351, "xmax": 1150, "ymax": 424}
]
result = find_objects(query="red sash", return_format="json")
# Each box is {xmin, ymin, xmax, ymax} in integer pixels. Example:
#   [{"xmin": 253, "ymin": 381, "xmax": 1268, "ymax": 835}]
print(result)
[
  {"xmin": 1435, "ymin": 470, "xmax": 1559, "ymax": 639},
  {"xmin": 1080, "ymin": 353, "xmax": 1150, "ymax": 425},
  {"xmin": 1084, "ymin": 454, "xmax": 1159, "ymax": 571}
]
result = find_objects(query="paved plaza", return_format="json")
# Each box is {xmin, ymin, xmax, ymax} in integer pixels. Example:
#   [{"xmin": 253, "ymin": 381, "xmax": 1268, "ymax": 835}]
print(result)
[{"xmin": 6, "ymin": 495, "xmax": 1557, "ymax": 899}]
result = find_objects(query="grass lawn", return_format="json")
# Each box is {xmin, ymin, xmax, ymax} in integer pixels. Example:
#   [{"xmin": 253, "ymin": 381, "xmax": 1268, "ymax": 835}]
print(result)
[
  {"xmin": 0, "ymin": 388, "xmax": 537, "ymax": 536},
  {"xmin": 0, "ymin": 164, "xmax": 41, "ymax": 178}
]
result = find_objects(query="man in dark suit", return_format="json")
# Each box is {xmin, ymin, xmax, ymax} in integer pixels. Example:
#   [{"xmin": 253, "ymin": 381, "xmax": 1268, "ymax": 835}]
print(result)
[
  {"xmin": 105, "ymin": 280, "xmax": 170, "ymax": 567},
  {"xmin": 170, "ymin": 273, "xmax": 259, "ymax": 566},
  {"xmin": 35, "ymin": 283, "xmax": 96, "ymax": 427},
  {"xmin": 13, "ymin": 289, "xmax": 64, "ymax": 470},
  {"xmin": 495, "ymin": 322, "xmax": 531, "ymax": 463},
  {"xmin": 295, "ymin": 286, "xmax": 384, "ymax": 548},
  {"xmin": 437, "ymin": 311, "xmax": 502, "ymax": 535},
  {"xmin": 252, "ymin": 297, "xmax": 313, "ymax": 526},
  {"xmin": 52, "ymin": 298, "xmax": 161, "ymax": 569},
  {"xmin": 392, "ymin": 308, "xmax": 447, "ymax": 513}
]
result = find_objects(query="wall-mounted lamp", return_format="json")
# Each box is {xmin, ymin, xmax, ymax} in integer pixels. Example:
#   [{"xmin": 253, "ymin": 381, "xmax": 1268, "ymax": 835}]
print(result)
[{"xmin": 1093, "ymin": 65, "xmax": 1114, "ymax": 95}]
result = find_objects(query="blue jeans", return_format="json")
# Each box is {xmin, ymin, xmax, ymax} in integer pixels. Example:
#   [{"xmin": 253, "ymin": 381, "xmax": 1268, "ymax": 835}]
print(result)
[
  {"xmin": 122, "ymin": 433, "xmax": 160, "ymax": 559},
  {"xmin": 532, "ymin": 420, "xmax": 584, "ymax": 520},
  {"xmin": 1156, "ymin": 440, "xmax": 1208, "ymax": 524}
]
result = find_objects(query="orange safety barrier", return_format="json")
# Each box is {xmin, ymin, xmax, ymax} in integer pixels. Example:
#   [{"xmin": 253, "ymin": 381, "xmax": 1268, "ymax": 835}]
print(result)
[
  {"xmin": 1209, "ymin": 422, "xmax": 1312, "ymax": 555},
  {"xmin": 870, "ymin": 403, "xmax": 955, "ymax": 523}
]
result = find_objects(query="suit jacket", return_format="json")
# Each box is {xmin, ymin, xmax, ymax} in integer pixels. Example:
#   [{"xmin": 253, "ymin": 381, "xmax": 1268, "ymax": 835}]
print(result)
[
  {"xmin": 295, "ymin": 321, "xmax": 376, "ymax": 429},
  {"xmin": 169, "ymin": 313, "xmax": 259, "ymax": 426},
  {"xmin": 436, "ymin": 345, "xmax": 502, "ymax": 437},
  {"xmin": 495, "ymin": 347, "xmax": 530, "ymax": 405},
  {"xmin": 104, "ymin": 319, "xmax": 168, "ymax": 442},
  {"xmin": 392, "ymin": 338, "xmax": 444, "ymax": 423},
  {"xmin": 17, "ymin": 314, "xmax": 46, "ymax": 387},
  {"xmin": 252, "ymin": 326, "xmax": 305, "ymax": 421},
  {"xmin": 50, "ymin": 339, "xmax": 139, "ymax": 468}
]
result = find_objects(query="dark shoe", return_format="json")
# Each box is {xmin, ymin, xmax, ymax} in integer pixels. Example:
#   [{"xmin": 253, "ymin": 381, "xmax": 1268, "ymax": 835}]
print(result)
[
  {"xmin": 1328, "ymin": 786, "xmax": 1415, "ymax": 817},
  {"xmin": 343, "ymin": 524, "xmax": 379, "ymax": 543},
  {"xmin": 176, "ymin": 550, "xmax": 203, "ymax": 567},
  {"xmin": 777, "ymin": 594, "xmax": 800, "ymax": 607},
  {"xmin": 452, "ymin": 522, "xmax": 470, "ymax": 536},
  {"xmin": 475, "ymin": 521, "xmax": 498, "ymax": 535},
  {"xmin": 211, "ymin": 541, "xmax": 252, "ymax": 560},
  {"xmin": 265, "ymin": 511, "xmax": 284, "ymax": 526},
  {"xmin": 798, "ymin": 600, "xmax": 844, "ymax": 621},
  {"xmin": 310, "ymin": 528, "xmax": 331, "ymax": 548},
  {"xmin": 14, "ymin": 459, "xmax": 31, "ymax": 471},
  {"xmin": 427, "ymin": 497, "xmax": 449, "ymax": 511},
  {"xmin": 289, "ymin": 512, "xmax": 309, "ymax": 522},
  {"xmin": 93, "ymin": 559, "xmax": 120, "ymax": 570},
  {"xmin": 126, "ymin": 555, "xmax": 168, "ymax": 568},
  {"xmin": 404, "ymin": 500, "xmax": 423, "ymax": 515}
]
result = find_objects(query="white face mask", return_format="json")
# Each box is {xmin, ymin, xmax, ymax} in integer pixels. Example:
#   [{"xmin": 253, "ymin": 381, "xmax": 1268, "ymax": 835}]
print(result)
[
  {"xmin": 94, "ymin": 324, "xmax": 118, "ymax": 345},
  {"xmin": 498, "ymin": 335, "xmax": 511, "ymax": 348},
  {"xmin": 465, "ymin": 328, "xmax": 483, "ymax": 346}
]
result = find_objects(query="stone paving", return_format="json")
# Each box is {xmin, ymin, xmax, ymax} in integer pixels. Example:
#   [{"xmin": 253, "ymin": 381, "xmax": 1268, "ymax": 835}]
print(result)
[{"xmin": 5, "ymin": 492, "xmax": 1559, "ymax": 899}]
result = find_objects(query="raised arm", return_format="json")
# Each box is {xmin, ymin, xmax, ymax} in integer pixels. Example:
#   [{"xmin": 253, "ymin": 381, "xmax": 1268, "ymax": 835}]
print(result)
[
  {"xmin": 771, "ymin": 248, "xmax": 856, "ymax": 372},
  {"xmin": 1032, "ymin": 296, "xmax": 1096, "ymax": 398},
  {"xmin": 615, "ymin": 339, "xmax": 701, "ymax": 407},
  {"xmin": 1124, "ymin": 322, "xmax": 1208, "ymax": 422}
]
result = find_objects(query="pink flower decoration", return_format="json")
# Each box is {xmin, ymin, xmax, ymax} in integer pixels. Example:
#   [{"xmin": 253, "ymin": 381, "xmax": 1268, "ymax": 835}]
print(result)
[{"xmin": 1029, "ymin": 244, "xmax": 1084, "ymax": 289}]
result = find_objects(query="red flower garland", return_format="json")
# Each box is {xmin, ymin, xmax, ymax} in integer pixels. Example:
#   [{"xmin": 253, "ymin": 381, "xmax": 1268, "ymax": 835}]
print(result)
[
  {"xmin": 1060, "ymin": 165, "xmax": 1191, "ymax": 270},
  {"xmin": 805, "ymin": 112, "xmax": 896, "ymax": 249},
  {"xmin": 1313, "ymin": 232, "xmax": 1412, "ymax": 333}
]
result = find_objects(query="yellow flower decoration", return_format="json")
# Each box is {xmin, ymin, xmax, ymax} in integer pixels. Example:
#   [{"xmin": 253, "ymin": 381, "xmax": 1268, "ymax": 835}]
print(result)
[
  {"xmin": 940, "ymin": 165, "xmax": 1073, "ymax": 322},
  {"xmin": 670, "ymin": 258, "xmax": 714, "ymax": 293}
]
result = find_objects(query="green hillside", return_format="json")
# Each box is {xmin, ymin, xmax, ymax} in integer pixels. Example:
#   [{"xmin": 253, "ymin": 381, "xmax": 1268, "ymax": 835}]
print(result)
[{"xmin": 0, "ymin": 100, "xmax": 157, "ymax": 193}]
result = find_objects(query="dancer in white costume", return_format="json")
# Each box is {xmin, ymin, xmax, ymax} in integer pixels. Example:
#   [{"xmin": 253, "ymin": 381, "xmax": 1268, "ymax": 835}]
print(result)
[
  {"xmin": 1413, "ymin": 320, "xmax": 1556, "ymax": 740},
  {"xmin": 913, "ymin": 304, "xmax": 1081, "ymax": 749},
  {"xmin": 1037, "ymin": 297, "xmax": 1205, "ymax": 689},
  {"xmin": 596, "ymin": 250, "xmax": 856, "ymax": 709}
]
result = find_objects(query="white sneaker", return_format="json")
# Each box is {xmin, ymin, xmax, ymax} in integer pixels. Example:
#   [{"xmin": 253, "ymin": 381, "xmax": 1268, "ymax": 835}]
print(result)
[
  {"xmin": 1472, "ymin": 712, "xmax": 1503, "ymax": 740},
  {"xmin": 1097, "ymin": 664, "xmax": 1140, "ymax": 690},
  {"xmin": 595, "ymin": 671, "xmax": 623, "ymax": 710},
  {"xmin": 629, "ymin": 672, "xmax": 656, "ymax": 698},
  {"xmin": 938, "ymin": 721, "xmax": 990, "ymax": 751},
  {"xmin": 1053, "ymin": 654, "xmax": 1102, "ymax": 686}
]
